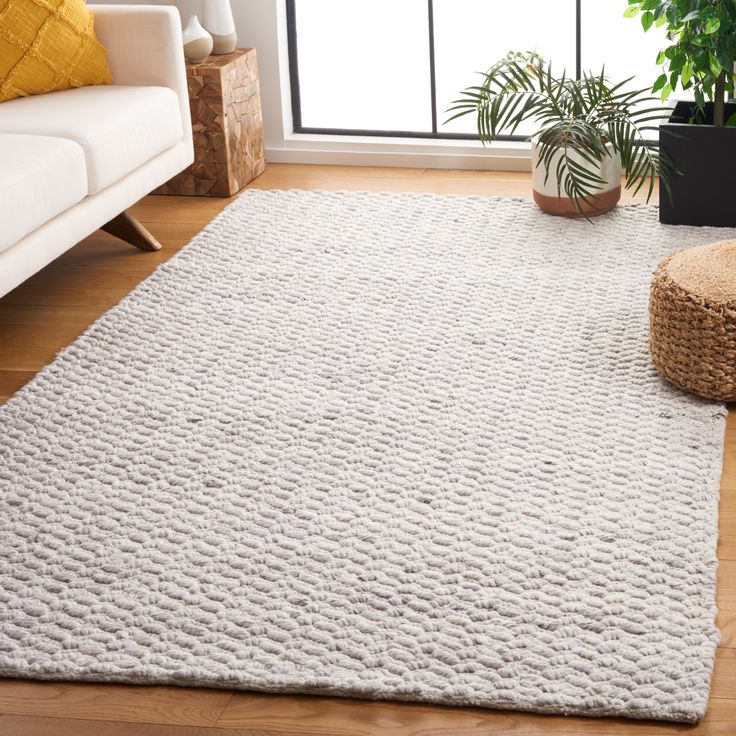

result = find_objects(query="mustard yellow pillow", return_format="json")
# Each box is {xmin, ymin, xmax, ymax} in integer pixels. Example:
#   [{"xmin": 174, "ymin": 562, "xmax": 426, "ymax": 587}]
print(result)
[{"xmin": 0, "ymin": 0, "xmax": 112, "ymax": 103}]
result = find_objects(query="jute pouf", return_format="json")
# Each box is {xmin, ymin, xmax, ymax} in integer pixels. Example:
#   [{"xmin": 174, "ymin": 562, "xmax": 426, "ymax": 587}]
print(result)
[{"xmin": 650, "ymin": 240, "xmax": 736, "ymax": 401}]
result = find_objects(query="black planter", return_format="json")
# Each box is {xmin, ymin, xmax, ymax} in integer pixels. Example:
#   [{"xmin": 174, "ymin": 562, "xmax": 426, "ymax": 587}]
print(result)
[{"xmin": 659, "ymin": 100, "xmax": 736, "ymax": 227}]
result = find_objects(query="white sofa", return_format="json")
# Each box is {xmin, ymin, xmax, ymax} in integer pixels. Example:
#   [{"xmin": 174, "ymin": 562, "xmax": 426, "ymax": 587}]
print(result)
[{"xmin": 0, "ymin": 5, "xmax": 194, "ymax": 298}]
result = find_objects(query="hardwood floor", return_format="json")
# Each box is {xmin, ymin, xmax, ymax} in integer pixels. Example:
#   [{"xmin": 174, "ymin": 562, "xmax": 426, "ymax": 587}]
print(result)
[{"xmin": 0, "ymin": 164, "xmax": 733, "ymax": 735}]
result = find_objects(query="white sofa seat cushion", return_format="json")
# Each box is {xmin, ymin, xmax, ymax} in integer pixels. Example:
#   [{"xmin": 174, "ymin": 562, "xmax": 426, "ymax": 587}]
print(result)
[
  {"xmin": 0, "ymin": 86, "xmax": 183, "ymax": 195},
  {"xmin": 0, "ymin": 134, "xmax": 88, "ymax": 254}
]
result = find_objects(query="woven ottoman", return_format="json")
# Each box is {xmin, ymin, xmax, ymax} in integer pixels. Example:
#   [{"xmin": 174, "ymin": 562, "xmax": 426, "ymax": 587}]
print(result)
[{"xmin": 649, "ymin": 240, "xmax": 736, "ymax": 401}]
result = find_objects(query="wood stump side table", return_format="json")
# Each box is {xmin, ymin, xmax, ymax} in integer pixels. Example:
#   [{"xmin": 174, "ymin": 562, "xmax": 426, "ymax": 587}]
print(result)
[{"xmin": 155, "ymin": 48, "xmax": 266, "ymax": 197}]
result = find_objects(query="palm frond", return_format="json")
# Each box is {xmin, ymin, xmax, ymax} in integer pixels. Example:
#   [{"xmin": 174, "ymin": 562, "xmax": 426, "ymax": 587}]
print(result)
[{"xmin": 445, "ymin": 52, "xmax": 673, "ymax": 212}]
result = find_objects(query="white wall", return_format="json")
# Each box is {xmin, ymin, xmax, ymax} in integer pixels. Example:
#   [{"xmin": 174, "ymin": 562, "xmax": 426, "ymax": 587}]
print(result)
[
  {"xmin": 91, "ymin": 1, "xmax": 529, "ymax": 170},
  {"xmin": 92, "ymin": 0, "xmax": 290, "ymax": 151}
]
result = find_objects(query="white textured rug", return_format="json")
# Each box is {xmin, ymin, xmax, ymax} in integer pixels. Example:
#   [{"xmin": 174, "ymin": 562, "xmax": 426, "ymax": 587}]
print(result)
[{"xmin": 0, "ymin": 192, "xmax": 727, "ymax": 722}]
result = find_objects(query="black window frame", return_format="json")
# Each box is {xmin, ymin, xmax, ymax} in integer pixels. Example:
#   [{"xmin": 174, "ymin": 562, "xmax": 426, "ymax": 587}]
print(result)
[{"xmin": 286, "ymin": 0, "xmax": 583, "ymax": 142}]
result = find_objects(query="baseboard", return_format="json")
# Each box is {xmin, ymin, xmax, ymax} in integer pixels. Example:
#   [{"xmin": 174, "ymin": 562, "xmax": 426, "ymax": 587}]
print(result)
[{"xmin": 265, "ymin": 140, "xmax": 533, "ymax": 172}]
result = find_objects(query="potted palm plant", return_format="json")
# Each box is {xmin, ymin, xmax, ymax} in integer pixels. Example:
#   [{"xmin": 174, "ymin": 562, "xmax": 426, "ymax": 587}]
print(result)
[
  {"xmin": 447, "ymin": 52, "xmax": 672, "ymax": 218},
  {"xmin": 626, "ymin": 0, "xmax": 736, "ymax": 226}
]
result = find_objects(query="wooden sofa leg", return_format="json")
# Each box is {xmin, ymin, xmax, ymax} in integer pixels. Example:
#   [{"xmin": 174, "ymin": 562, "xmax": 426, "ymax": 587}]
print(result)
[{"xmin": 101, "ymin": 211, "xmax": 161, "ymax": 252}]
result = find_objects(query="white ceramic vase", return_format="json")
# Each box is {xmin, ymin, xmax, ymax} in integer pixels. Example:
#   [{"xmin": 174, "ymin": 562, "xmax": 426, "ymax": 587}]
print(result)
[
  {"xmin": 531, "ymin": 141, "xmax": 622, "ymax": 218},
  {"xmin": 182, "ymin": 14, "xmax": 213, "ymax": 64},
  {"xmin": 202, "ymin": 0, "xmax": 237, "ymax": 55}
]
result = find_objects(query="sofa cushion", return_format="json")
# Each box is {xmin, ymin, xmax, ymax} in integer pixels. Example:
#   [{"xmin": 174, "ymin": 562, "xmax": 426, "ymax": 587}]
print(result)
[
  {"xmin": 0, "ymin": 0, "xmax": 112, "ymax": 103},
  {"xmin": 0, "ymin": 85, "xmax": 183, "ymax": 194},
  {"xmin": 0, "ymin": 133, "xmax": 88, "ymax": 254}
]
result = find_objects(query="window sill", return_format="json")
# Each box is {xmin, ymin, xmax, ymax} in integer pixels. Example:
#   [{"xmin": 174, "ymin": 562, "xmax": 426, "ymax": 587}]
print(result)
[{"xmin": 266, "ymin": 132, "xmax": 533, "ymax": 170}]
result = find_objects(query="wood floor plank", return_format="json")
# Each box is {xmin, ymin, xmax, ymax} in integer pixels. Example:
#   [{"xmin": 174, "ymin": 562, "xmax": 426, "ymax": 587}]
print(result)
[
  {"xmin": 0, "ymin": 326, "xmax": 86, "ymax": 372},
  {"xmin": 317, "ymin": 164, "xmax": 426, "ymax": 179},
  {"xmin": 717, "ymin": 561, "xmax": 736, "ymax": 605},
  {"xmin": 1, "ymin": 697, "xmax": 733, "ymax": 736},
  {"xmin": 0, "ymin": 285, "xmax": 132, "ymax": 309},
  {"xmin": 0, "ymin": 322, "xmax": 88, "ymax": 349},
  {"xmin": 711, "ymin": 648, "xmax": 736, "ymax": 699},
  {"xmin": 318, "ymin": 175, "xmax": 447, "ymax": 194},
  {"xmin": 0, "ymin": 680, "xmax": 232, "ymax": 727},
  {"xmin": 720, "ymin": 422, "xmax": 736, "ymax": 563},
  {"xmin": 0, "ymin": 346, "xmax": 60, "ymax": 371},
  {"xmin": 418, "ymin": 167, "xmax": 530, "ymax": 182},
  {"xmin": 717, "ymin": 614, "xmax": 736, "ymax": 650},
  {"xmin": 0, "ymin": 714, "xmax": 308, "ymax": 736},
  {"xmin": 0, "ymin": 304, "xmax": 105, "ymax": 327},
  {"xmin": 723, "ymin": 429, "xmax": 736, "ymax": 493},
  {"xmin": 128, "ymin": 197, "xmax": 231, "ymax": 225},
  {"xmin": 0, "ymin": 370, "xmax": 35, "ymax": 395},
  {"xmin": 215, "ymin": 691, "xmax": 734, "ymax": 735},
  {"xmin": 0, "ymin": 167, "xmax": 733, "ymax": 735},
  {"xmin": 719, "ymin": 511, "xmax": 736, "ymax": 561},
  {"xmin": 25, "ymin": 266, "xmax": 160, "ymax": 291},
  {"xmin": 245, "ymin": 176, "xmax": 336, "ymax": 193}
]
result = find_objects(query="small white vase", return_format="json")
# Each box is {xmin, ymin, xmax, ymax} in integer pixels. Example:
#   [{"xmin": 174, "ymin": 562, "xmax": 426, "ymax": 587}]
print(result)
[
  {"xmin": 182, "ymin": 14, "xmax": 213, "ymax": 64},
  {"xmin": 202, "ymin": 0, "xmax": 237, "ymax": 55}
]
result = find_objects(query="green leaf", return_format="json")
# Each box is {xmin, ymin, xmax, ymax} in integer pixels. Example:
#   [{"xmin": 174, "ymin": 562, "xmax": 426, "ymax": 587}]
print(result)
[
  {"xmin": 641, "ymin": 11, "xmax": 655, "ymax": 30},
  {"xmin": 681, "ymin": 61, "xmax": 693, "ymax": 86},
  {"xmin": 446, "ymin": 52, "xmax": 672, "ymax": 210},
  {"xmin": 694, "ymin": 87, "xmax": 705, "ymax": 110},
  {"xmin": 652, "ymin": 73, "xmax": 668, "ymax": 93},
  {"xmin": 681, "ymin": 10, "xmax": 701, "ymax": 22},
  {"xmin": 726, "ymin": 112, "xmax": 736, "ymax": 127},
  {"xmin": 623, "ymin": 6, "xmax": 639, "ymax": 18},
  {"xmin": 705, "ymin": 18, "xmax": 721, "ymax": 34}
]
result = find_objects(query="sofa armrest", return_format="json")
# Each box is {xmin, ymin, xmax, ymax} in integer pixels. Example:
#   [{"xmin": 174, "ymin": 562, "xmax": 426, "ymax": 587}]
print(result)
[{"xmin": 89, "ymin": 5, "xmax": 192, "ymax": 146}]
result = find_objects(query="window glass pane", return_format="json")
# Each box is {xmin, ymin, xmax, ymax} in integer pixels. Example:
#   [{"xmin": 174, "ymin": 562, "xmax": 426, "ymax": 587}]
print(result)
[
  {"xmin": 434, "ymin": 0, "xmax": 577, "ymax": 136},
  {"xmin": 581, "ymin": 0, "xmax": 677, "ymax": 97},
  {"xmin": 294, "ymin": 0, "xmax": 432, "ymax": 132}
]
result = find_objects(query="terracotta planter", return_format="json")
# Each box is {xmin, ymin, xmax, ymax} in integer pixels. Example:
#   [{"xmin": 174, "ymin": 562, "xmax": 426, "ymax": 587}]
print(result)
[{"xmin": 531, "ymin": 142, "xmax": 621, "ymax": 218}]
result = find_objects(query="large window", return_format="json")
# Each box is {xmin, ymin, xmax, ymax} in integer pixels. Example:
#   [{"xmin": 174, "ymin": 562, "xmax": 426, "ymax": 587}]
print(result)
[{"xmin": 287, "ymin": 0, "xmax": 668, "ymax": 141}]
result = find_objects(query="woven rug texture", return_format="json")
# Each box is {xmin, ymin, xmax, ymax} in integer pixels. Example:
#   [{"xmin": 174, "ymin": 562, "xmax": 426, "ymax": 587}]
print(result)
[{"xmin": 0, "ymin": 191, "xmax": 728, "ymax": 722}]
